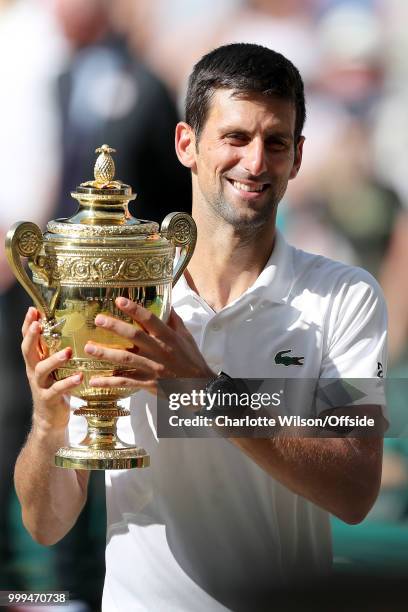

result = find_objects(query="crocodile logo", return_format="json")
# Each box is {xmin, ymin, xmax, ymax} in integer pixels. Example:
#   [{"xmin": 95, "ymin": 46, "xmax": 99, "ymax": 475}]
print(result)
[{"xmin": 275, "ymin": 349, "xmax": 304, "ymax": 366}]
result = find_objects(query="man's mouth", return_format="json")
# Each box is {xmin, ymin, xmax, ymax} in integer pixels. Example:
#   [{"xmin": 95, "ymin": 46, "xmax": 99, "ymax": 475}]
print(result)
[{"xmin": 227, "ymin": 179, "xmax": 269, "ymax": 193}]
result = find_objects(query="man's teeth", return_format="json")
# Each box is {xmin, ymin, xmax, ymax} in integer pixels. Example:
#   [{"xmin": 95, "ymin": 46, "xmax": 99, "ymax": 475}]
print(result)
[{"xmin": 232, "ymin": 180, "xmax": 265, "ymax": 192}]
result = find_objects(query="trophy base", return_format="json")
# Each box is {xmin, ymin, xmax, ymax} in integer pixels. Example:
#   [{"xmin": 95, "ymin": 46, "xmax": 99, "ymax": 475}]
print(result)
[
  {"xmin": 54, "ymin": 401, "xmax": 150, "ymax": 470},
  {"xmin": 55, "ymin": 445, "xmax": 150, "ymax": 470}
]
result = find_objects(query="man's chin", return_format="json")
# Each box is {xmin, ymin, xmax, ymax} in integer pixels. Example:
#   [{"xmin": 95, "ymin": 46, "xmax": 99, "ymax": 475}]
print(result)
[
  {"xmin": 220, "ymin": 208, "xmax": 274, "ymax": 230},
  {"xmin": 216, "ymin": 198, "xmax": 276, "ymax": 229}
]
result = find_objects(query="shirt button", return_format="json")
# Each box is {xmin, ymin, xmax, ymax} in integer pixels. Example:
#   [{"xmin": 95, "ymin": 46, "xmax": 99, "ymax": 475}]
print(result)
[{"xmin": 211, "ymin": 323, "xmax": 221, "ymax": 331}]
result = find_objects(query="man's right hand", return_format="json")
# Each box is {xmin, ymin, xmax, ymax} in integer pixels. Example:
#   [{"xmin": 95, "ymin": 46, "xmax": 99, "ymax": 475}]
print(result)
[
  {"xmin": 16, "ymin": 307, "xmax": 88, "ymax": 546},
  {"xmin": 21, "ymin": 307, "xmax": 83, "ymax": 432}
]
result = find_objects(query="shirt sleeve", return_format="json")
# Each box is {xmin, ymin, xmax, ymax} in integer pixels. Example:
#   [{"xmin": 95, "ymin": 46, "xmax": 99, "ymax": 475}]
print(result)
[
  {"xmin": 68, "ymin": 396, "xmax": 87, "ymax": 446},
  {"xmin": 317, "ymin": 268, "xmax": 387, "ymax": 413}
]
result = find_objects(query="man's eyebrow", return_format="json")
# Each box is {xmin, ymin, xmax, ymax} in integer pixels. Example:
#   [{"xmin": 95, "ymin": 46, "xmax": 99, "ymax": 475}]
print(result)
[
  {"xmin": 218, "ymin": 126, "xmax": 294, "ymax": 142},
  {"xmin": 218, "ymin": 125, "xmax": 250, "ymax": 135},
  {"xmin": 265, "ymin": 132, "xmax": 294, "ymax": 143}
]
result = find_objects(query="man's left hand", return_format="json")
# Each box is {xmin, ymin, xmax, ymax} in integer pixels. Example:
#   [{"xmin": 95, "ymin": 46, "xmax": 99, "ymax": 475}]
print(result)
[{"xmin": 85, "ymin": 297, "xmax": 213, "ymax": 393}]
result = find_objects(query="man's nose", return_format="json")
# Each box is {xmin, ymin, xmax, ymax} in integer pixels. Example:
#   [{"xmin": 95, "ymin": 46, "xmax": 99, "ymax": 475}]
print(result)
[{"xmin": 242, "ymin": 138, "xmax": 267, "ymax": 176}]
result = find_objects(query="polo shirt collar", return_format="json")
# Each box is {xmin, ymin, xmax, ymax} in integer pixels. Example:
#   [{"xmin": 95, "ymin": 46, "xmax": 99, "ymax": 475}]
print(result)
[
  {"xmin": 172, "ymin": 229, "xmax": 294, "ymax": 308},
  {"xmin": 244, "ymin": 229, "xmax": 294, "ymax": 304}
]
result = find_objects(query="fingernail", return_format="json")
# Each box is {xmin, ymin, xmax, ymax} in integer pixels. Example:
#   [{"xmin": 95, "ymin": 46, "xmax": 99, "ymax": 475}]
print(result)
[
  {"xmin": 30, "ymin": 321, "xmax": 39, "ymax": 332},
  {"xmin": 85, "ymin": 343, "xmax": 96, "ymax": 354},
  {"xmin": 71, "ymin": 374, "xmax": 82, "ymax": 383},
  {"xmin": 117, "ymin": 297, "xmax": 129, "ymax": 308},
  {"xmin": 95, "ymin": 315, "xmax": 106, "ymax": 326},
  {"xmin": 58, "ymin": 348, "xmax": 70, "ymax": 360}
]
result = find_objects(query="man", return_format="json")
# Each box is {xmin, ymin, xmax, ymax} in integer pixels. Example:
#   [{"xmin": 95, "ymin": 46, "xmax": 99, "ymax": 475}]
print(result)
[{"xmin": 16, "ymin": 44, "xmax": 387, "ymax": 611}]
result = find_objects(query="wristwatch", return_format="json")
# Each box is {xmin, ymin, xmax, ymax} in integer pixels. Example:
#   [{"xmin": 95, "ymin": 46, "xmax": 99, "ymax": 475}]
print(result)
[
  {"xmin": 205, "ymin": 371, "xmax": 239, "ymax": 396},
  {"xmin": 196, "ymin": 371, "xmax": 248, "ymax": 417}
]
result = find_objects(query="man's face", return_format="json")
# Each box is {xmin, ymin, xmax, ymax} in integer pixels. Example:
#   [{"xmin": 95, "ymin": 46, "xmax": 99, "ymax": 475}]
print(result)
[{"xmin": 192, "ymin": 89, "xmax": 303, "ymax": 229}]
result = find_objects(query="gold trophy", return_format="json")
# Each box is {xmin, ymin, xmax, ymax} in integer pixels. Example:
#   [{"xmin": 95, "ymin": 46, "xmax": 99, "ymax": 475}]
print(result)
[{"xmin": 5, "ymin": 145, "xmax": 196, "ymax": 470}]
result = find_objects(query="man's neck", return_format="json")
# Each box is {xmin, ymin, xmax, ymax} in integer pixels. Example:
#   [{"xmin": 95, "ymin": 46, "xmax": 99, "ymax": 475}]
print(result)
[{"xmin": 186, "ymin": 206, "xmax": 276, "ymax": 312}]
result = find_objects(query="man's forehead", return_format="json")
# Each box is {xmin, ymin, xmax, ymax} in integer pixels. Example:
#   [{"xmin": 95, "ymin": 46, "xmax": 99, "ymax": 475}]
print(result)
[{"xmin": 205, "ymin": 88, "xmax": 296, "ymax": 132}]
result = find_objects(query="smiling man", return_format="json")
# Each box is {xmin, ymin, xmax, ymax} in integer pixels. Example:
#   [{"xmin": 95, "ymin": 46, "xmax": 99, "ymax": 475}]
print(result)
[
  {"xmin": 16, "ymin": 44, "xmax": 387, "ymax": 611},
  {"xmin": 189, "ymin": 90, "xmax": 300, "ymax": 231}
]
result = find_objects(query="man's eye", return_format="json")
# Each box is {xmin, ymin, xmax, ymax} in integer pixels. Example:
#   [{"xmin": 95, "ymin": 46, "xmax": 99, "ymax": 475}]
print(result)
[
  {"xmin": 225, "ymin": 134, "xmax": 247, "ymax": 144},
  {"xmin": 267, "ymin": 141, "xmax": 288, "ymax": 151}
]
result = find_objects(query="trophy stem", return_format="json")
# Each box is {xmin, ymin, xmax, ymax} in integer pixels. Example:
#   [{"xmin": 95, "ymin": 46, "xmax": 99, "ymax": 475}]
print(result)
[{"xmin": 54, "ymin": 401, "xmax": 150, "ymax": 470}]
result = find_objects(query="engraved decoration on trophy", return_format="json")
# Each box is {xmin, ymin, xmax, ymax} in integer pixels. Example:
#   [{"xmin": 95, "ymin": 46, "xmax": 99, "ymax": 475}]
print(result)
[{"xmin": 5, "ymin": 145, "xmax": 197, "ymax": 470}]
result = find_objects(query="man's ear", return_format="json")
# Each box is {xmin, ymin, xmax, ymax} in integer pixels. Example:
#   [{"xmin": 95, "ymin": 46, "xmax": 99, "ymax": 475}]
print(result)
[
  {"xmin": 289, "ymin": 136, "xmax": 305, "ymax": 180},
  {"xmin": 175, "ymin": 122, "xmax": 197, "ymax": 171}
]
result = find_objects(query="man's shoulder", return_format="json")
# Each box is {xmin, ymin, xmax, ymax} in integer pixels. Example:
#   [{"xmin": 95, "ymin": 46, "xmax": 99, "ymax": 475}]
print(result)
[{"xmin": 288, "ymin": 243, "xmax": 383, "ymax": 301}]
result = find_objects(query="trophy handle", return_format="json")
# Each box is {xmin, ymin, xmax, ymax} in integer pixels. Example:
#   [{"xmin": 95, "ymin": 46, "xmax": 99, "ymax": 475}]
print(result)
[
  {"xmin": 161, "ymin": 212, "xmax": 197, "ymax": 286},
  {"xmin": 5, "ymin": 221, "xmax": 57, "ymax": 320}
]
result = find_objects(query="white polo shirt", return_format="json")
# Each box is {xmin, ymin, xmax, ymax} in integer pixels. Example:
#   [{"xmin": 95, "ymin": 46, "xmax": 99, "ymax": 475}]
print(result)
[{"xmin": 71, "ymin": 232, "xmax": 387, "ymax": 612}]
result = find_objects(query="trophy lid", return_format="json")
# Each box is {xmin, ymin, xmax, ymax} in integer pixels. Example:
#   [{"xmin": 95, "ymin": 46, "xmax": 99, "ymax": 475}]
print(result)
[{"xmin": 47, "ymin": 145, "xmax": 159, "ymax": 238}]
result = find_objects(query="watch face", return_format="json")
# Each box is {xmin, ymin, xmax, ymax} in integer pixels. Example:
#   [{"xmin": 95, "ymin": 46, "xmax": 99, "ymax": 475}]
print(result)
[
  {"xmin": 205, "ymin": 373, "xmax": 242, "ymax": 414},
  {"xmin": 210, "ymin": 374, "xmax": 238, "ymax": 396}
]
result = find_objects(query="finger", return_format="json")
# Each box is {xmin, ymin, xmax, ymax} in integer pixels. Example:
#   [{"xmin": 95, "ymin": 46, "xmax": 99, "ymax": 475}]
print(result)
[
  {"xmin": 45, "ymin": 372, "xmax": 83, "ymax": 398},
  {"xmin": 21, "ymin": 321, "xmax": 44, "ymax": 372},
  {"xmin": 84, "ymin": 342, "xmax": 161, "ymax": 375},
  {"xmin": 167, "ymin": 308, "xmax": 188, "ymax": 334},
  {"xmin": 93, "ymin": 310, "xmax": 156, "ymax": 344},
  {"xmin": 92, "ymin": 313, "xmax": 162, "ymax": 356},
  {"xmin": 85, "ymin": 333, "xmax": 165, "ymax": 364},
  {"xmin": 89, "ymin": 375, "xmax": 157, "ymax": 391},
  {"xmin": 21, "ymin": 307, "xmax": 40, "ymax": 338},
  {"xmin": 115, "ymin": 297, "xmax": 173, "ymax": 341},
  {"xmin": 35, "ymin": 347, "xmax": 73, "ymax": 388}
]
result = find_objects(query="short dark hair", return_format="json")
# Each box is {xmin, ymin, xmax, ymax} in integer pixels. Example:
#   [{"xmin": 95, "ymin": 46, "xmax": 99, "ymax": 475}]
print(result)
[{"xmin": 185, "ymin": 43, "xmax": 306, "ymax": 144}]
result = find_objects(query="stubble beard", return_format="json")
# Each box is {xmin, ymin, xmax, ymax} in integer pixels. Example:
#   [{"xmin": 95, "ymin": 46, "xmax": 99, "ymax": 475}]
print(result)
[{"xmin": 208, "ymin": 184, "xmax": 284, "ymax": 235}]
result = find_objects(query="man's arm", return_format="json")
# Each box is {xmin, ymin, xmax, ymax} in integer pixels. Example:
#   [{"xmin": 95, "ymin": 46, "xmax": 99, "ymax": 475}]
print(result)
[
  {"xmin": 83, "ymin": 297, "xmax": 382, "ymax": 525},
  {"xmin": 210, "ymin": 399, "xmax": 384, "ymax": 524},
  {"xmin": 231, "ymin": 434, "xmax": 382, "ymax": 525},
  {"xmin": 14, "ymin": 308, "xmax": 88, "ymax": 546}
]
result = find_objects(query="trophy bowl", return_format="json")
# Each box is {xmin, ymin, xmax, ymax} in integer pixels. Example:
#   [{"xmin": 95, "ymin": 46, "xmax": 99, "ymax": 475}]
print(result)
[{"xmin": 5, "ymin": 145, "xmax": 196, "ymax": 470}]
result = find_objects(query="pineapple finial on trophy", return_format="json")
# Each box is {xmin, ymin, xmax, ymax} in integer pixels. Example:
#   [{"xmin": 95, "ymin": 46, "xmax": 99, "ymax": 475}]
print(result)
[
  {"xmin": 95, "ymin": 144, "xmax": 116, "ymax": 184},
  {"xmin": 82, "ymin": 144, "xmax": 122, "ymax": 189}
]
